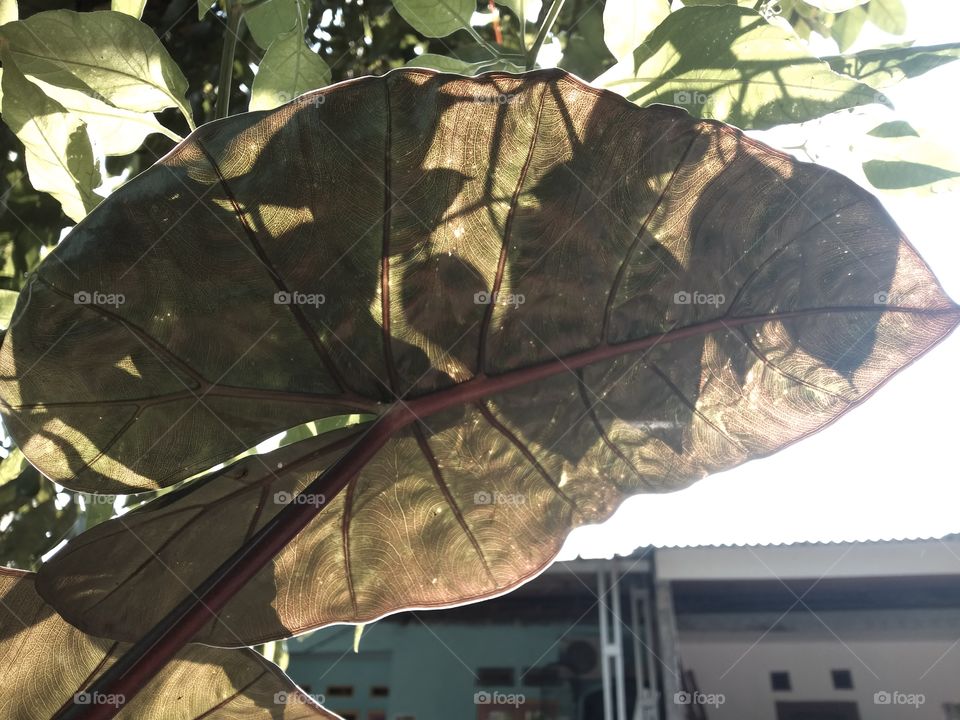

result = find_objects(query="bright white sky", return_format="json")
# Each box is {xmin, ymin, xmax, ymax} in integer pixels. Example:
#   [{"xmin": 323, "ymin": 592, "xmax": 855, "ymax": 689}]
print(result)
[{"xmin": 561, "ymin": 0, "xmax": 960, "ymax": 557}]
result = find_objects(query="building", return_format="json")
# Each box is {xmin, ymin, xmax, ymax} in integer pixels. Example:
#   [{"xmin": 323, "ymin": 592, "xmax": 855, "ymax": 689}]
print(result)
[{"xmin": 286, "ymin": 536, "xmax": 960, "ymax": 720}]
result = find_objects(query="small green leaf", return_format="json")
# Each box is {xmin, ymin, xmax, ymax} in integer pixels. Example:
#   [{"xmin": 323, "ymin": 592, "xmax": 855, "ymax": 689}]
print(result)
[
  {"xmin": 863, "ymin": 159, "xmax": 960, "ymax": 190},
  {"xmin": 867, "ymin": 0, "xmax": 906, "ymax": 35},
  {"xmin": 596, "ymin": 6, "xmax": 886, "ymax": 130},
  {"xmin": 391, "ymin": 0, "xmax": 474, "ymax": 38},
  {"xmin": 867, "ymin": 120, "xmax": 918, "ymax": 138},
  {"xmin": 0, "ymin": 289, "xmax": 18, "ymax": 331},
  {"xmin": 825, "ymin": 42, "xmax": 960, "ymax": 89},
  {"xmin": 803, "ymin": 0, "xmax": 868, "ymax": 11},
  {"xmin": 0, "ymin": 10, "xmax": 193, "ymax": 128},
  {"xmin": 602, "ymin": 0, "xmax": 670, "ymax": 61},
  {"xmin": 406, "ymin": 54, "xmax": 479, "ymax": 73},
  {"xmin": 405, "ymin": 54, "xmax": 525, "ymax": 74},
  {"xmin": 198, "ymin": 0, "xmax": 218, "ymax": 19},
  {"xmin": 498, "ymin": 0, "xmax": 541, "ymax": 24},
  {"xmin": 0, "ymin": 0, "xmax": 17, "ymax": 26},
  {"xmin": 830, "ymin": 4, "xmax": 867, "ymax": 52},
  {"xmin": 0, "ymin": 58, "xmax": 101, "ymax": 222},
  {"xmin": 250, "ymin": 28, "xmax": 331, "ymax": 111},
  {"xmin": 111, "ymin": 0, "xmax": 147, "ymax": 19},
  {"xmin": 244, "ymin": 0, "xmax": 309, "ymax": 49}
]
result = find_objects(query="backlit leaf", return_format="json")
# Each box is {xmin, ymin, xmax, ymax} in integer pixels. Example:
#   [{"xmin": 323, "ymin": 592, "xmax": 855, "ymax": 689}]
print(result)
[
  {"xmin": 825, "ymin": 42, "xmax": 960, "ymax": 89},
  {"xmin": 250, "ymin": 29, "xmax": 331, "ymax": 111},
  {"xmin": 391, "ymin": 0, "xmax": 474, "ymax": 38},
  {"xmin": 0, "ymin": 59, "xmax": 101, "ymax": 222},
  {"xmin": 803, "ymin": 0, "xmax": 868, "ymax": 11},
  {"xmin": 867, "ymin": 120, "xmax": 917, "ymax": 138},
  {"xmin": 111, "ymin": 0, "xmax": 147, "ymax": 19},
  {"xmin": 863, "ymin": 160, "xmax": 960, "ymax": 190},
  {"xmin": 0, "ymin": 569, "xmax": 335, "ymax": 718},
  {"xmin": 595, "ymin": 6, "xmax": 886, "ymax": 130},
  {"xmin": 28, "ymin": 76, "xmax": 182, "ymax": 156},
  {"xmin": 867, "ymin": 0, "xmax": 906, "ymax": 35},
  {"xmin": 244, "ymin": 0, "xmax": 309, "ymax": 49},
  {"xmin": 830, "ymin": 4, "xmax": 867, "ymax": 52},
  {"xmin": 602, "ymin": 0, "xmax": 670, "ymax": 61},
  {"xmin": 0, "ymin": 0, "xmax": 16, "ymax": 26},
  {"xmin": 11, "ymin": 70, "xmax": 957, "ymax": 645},
  {"xmin": 498, "ymin": 0, "xmax": 541, "ymax": 24},
  {"xmin": 0, "ymin": 10, "xmax": 193, "ymax": 128}
]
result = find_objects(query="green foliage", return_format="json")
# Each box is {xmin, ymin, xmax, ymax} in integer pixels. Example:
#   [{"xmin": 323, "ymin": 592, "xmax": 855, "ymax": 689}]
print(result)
[
  {"xmin": 863, "ymin": 159, "xmax": 960, "ymax": 189},
  {"xmin": 602, "ymin": 0, "xmax": 670, "ymax": 60},
  {"xmin": 250, "ymin": 29, "xmax": 331, "ymax": 110},
  {"xmin": 867, "ymin": 120, "xmax": 918, "ymax": 137},
  {"xmin": 0, "ymin": 0, "xmax": 16, "ymax": 25},
  {"xmin": 596, "ymin": 6, "xmax": 885, "ymax": 130},
  {"xmin": 391, "ymin": 0, "xmax": 475, "ymax": 38},
  {"xmin": 111, "ymin": 0, "xmax": 147, "ymax": 19},
  {"xmin": 0, "ymin": 60, "xmax": 101, "ymax": 222},
  {"xmin": 244, "ymin": 0, "xmax": 310, "ymax": 48},
  {"xmin": 0, "ymin": 10, "xmax": 193, "ymax": 126},
  {"xmin": 826, "ymin": 42, "xmax": 960, "ymax": 88}
]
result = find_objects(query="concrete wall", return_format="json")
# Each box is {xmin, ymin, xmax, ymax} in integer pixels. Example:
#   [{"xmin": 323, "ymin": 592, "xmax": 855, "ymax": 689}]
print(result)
[
  {"xmin": 288, "ymin": 621, "xmax": 598, "ymax": 720},
  {"xmin": 678, "ymin": 631, "xmax": 960, "ymax": 720}
]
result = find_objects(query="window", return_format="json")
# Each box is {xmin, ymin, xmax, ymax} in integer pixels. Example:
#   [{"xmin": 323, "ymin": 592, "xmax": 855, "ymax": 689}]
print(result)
[
  {"xmin": 338, "ymin": 713, "xmax": 357, "ymax": 720},
  {"xmin": 477, "ymin": 667, "xmax": 515, "ymax": 686},
  {"xmin": 831, "ymin": 669, "xmax": 853, "ymax": 690},
  {"xmin": 327, "ymin": 685, "xmax": 354, "ymax": 697},
  {"xmin": 522, "ymin": 666, "xmax": 561, "ymax": 687},
  {"xmin": 771, "ymin": 671, "xmax": 791, "ymax": 691},
  {"xmin": 367, "ymin": 712, "xmax": 386, "ymax": 720},
  {"xmin": 371, "ymin": 685, "xmax": 389, "ymax": 697}
]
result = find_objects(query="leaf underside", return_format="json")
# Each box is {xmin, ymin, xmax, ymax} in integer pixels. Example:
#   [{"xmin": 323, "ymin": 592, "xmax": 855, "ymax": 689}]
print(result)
[
  {"xmin": 0, "ymin": 68, "xmax": 955, "ymax": 646},
  {"xmin": 0, "ymin": 569, "xmax": 333, "ymax": 718}
]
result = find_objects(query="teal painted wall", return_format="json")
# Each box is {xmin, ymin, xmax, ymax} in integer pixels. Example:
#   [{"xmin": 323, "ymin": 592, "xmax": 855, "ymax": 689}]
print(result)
[{"xmin": 287, "ymin": 620, "xmax": 601, "ymax": 719}]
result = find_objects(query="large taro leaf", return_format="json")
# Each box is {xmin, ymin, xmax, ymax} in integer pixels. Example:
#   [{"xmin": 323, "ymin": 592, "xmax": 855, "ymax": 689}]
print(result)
[
  {"xmin": 0, "ymin": 569, "xmax": 334, "ymax": 718},
  {"xmin": 0, "ymin": 68, "xmax": 957, "ymax": 646}
]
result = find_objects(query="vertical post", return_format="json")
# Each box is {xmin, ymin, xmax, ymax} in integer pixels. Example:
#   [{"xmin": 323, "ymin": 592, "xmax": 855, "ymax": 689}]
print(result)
[
  {"xmin": 598, "ymin": 568, "xmax": 615, "ymax": 719},
  {"xmin": 655, "ymin": 579, "xmax": 683, "ymax": 720},
  {"xmin": 610, "ymin": 563, "xmax": 628, "ymax": 720}
]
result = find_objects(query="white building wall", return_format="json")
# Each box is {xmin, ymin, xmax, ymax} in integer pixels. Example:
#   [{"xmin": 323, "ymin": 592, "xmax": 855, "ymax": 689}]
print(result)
[{"xmin": 678, "ymin": 635, "xmax": 959, "ymax": 720}]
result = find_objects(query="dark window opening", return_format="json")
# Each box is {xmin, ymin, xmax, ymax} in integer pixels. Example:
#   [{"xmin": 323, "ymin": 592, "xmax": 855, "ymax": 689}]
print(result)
[
  {"xmin": 477, "ymin": 667, "xmax": 515, "ymax": 686},
  {"xmin": 832, "ymin": 669, "xmax": 853, "ymax": 689},
  {"xmin": 327, "ymin": 685, "xmax": 353, "ymax": 697},
  {"xmin": 370, "ymin": 685, "xmax": 389, "ymax": 697},
  {"xmin": 771, "ymin": 671, "xmax": 791, "ymax": 691}
]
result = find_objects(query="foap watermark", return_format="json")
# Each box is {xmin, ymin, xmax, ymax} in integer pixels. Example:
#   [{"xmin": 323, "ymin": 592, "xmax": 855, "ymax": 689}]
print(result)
[
  {"xmin": 74, "ymin": 692, "xmax": 125, "ymax": 708},
  {"xmin": 674, "ymin": 691, "xmax": 725, "ymax": 708},
  {"xmin": 289, "ymin": 93, "xmax": 327, "ymax": 108},
  {"xmin": 472, "ymin": 92, "xmax": 519, "ymax": 105},
  {"xmin": 274, "ymin": 491, "xmax": 326, "ymax": 507},
  {"xmin": 274, "ymin": 290, "xmax": 325, "ymax": 308},
  {"xmin": 673, "ymin": 90, "xmax": 709, "ymax": 106},
  {"xmin": 873, "ymin": 290, "xmax": 914, "ymax": 305},
  {"xmin": 273, "ymin": 691, "xmax": 326, "ymax": 705},
  {"xmin": 474, "ymin": 290, "xmax": 525, "ymax": 308},
  {"xmin": 74, "ymin": 290, "xmax": 125, "ymax": 308},
  {"xmin": 474, "ymin": 690, "xmax": 525, "ymax": 707},
  {"xmin": 874, "ymin": 691, "xmax": 925, "ymax": 708},
  {"xmin": 674, "ymin": 290, "xmax": 725, "ymax": 307},
  {"xmin": 474, "ymin": 491, "xmax": 526, "ymax": 506}
]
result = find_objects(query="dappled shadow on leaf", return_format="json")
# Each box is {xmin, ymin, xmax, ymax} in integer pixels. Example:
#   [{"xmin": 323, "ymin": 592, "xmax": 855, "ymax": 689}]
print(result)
[
  {"xmin": 0, "ymin": 569, "xmax": 334, "ymax": 718},
  {"xmin": 2, "ymin": 68, "xmax": 957, "ymax": 648}
]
